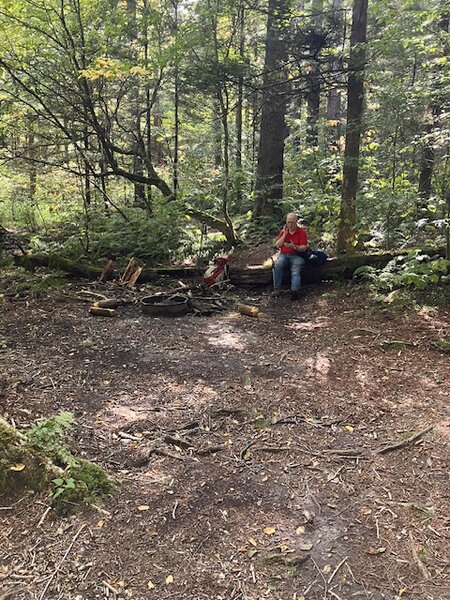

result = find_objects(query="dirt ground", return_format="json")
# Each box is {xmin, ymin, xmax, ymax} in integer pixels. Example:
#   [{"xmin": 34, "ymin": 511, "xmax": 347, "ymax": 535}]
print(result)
[{"xmin": 1, "ymin": 274, "xmax": 449, "ymax": 600}]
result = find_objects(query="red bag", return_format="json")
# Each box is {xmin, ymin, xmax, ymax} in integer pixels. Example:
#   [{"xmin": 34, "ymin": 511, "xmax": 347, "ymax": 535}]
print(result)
[{"xmin": 203, "ymin": 257, "xmax": 229, "ymax": 287}]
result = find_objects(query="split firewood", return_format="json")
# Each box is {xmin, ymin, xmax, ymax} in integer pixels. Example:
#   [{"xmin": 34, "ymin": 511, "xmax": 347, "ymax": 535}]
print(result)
[
  {"xmin": 237, "ymin": 303, "xmax": 260, "ymax": 318},
  {"xmin": 98, "ymin": 259, "xmax": 115, "ymax": 282},
  {"xmin": 126, "ymin": 266, "xmax": 143, "ymax": 287},
  {"xmin": 88, "ymin": 306, "xmax": 117, "ymax": 317},
  {"xmin": 120, "ymin": 257, "xmax": 138, "ymax": 283}
]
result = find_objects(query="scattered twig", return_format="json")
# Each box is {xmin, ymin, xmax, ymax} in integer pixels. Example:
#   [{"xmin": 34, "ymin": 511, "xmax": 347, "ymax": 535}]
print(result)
[
  {"xmin": 164, "ymin": 434, "xmax": 192, "ymax": 449},
  {"xmin": 103, "ymin": 580, "xmax": 120, "ymax": 595},
  {"xmin": 240, "ymin": 434, "xmax": 265, "ymax": 460},
  {"xmin": 327, "ymin": 556, "xmax": 348, "ymax": 585},
  {"xmin": 375, "ymin": 426, "xmax": 433, "ymax": 455},
  {"xmin": 408, "ymin": 530, "xmax": 430, "ymax": 580},
  {"xmin": 36, "ymin": 506, "xmax": 52, "ymax": 528},
  {"xmin": 311, "ymin": 556, "xmax": 328, "ymax": 597},
  {"xmin": 327, "ymin": 466, "xmax": 345, "ymax": 482},
  {"xmin": 197, "ymin": 445, "xmax": 226, "ymax": 455},
  {"xmin": 39, "ymin": 524, "xmax": 86, "ymax": 600}
]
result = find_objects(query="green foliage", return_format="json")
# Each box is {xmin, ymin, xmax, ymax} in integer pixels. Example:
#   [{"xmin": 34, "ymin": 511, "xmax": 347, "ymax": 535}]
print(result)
[
  {"xmin": 86, "ymin": 206, "xmax": 184, "ymax": 263},
  {"xmin": 25, "ymin": 411, "xmax": 116, "ymax": 509},
  {"xmin": 354, "ymin": 251, "xmax": 450, "ymax": 292},
  {"xmin": 27, "ymin": 411, "xmax": 78, "ymax": 468},
  {"xmin": 55, "ymin": 459, "xmax": 117, "ymax": 508}
]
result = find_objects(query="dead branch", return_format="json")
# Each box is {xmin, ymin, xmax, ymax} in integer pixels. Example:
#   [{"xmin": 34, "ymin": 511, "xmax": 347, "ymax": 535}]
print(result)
[
  {"xmin": 409, "ymin": 531, "xmax": 430, "ymax": 580},
  {"xmin": 39, "ymin": 524, "xmax": 86, "ymax": 600},
  {"xmin": 375, "ymin": 426, "xmax": 433, "ymax": 455},
  {"xmin": 197, "ymin": 445, "xmax": 226, "ymax": 455}
]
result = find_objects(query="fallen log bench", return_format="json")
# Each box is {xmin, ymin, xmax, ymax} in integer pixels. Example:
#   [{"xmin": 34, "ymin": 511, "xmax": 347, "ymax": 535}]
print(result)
[{"xmin": 15, "ymin": 251, "xmax": 422, "ymax": 286}]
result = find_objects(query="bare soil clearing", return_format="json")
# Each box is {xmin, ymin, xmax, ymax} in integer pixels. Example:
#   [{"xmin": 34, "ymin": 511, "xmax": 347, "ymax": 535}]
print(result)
[{"xmin": 1, "ymin": 279, "xmax": 449, "ymax": 600}]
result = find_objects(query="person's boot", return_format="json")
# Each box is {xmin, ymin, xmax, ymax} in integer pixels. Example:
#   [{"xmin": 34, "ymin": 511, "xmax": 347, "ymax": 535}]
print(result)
[{"xmin": 290, "ymin": 290, "xmax": 299, "ymax": 301}]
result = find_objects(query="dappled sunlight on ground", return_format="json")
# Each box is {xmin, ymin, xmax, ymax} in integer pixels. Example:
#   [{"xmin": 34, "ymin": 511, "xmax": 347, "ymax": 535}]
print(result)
[{"xmin": 286, "ymin": 316, "xmax": 331, "ymax": 331}]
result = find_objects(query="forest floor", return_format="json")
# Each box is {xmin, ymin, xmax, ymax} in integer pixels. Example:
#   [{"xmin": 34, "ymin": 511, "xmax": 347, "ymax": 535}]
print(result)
[{"xmin": 0, "ymin": 269, "xmax": 449, "ymax": 600}]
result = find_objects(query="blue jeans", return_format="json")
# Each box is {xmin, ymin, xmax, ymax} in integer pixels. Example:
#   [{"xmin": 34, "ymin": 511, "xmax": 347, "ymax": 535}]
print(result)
[{"xmin": 273, "ymin": 253, "xmax": 305, "ymax": 291}]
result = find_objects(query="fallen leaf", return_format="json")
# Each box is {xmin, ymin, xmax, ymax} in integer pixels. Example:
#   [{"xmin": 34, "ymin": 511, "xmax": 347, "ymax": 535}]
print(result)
[
  {"xmin": 361, "ymin": 507, "xmax": 372, "ymax": 515},
  {"xmin": 263, "ymin": 526, "xmax": 276, "ymax": 535},
  {"xmin": 367, "ymin": 546, "xmax": 386, "ymax": 555},
  {"xmin": 323, "ymin": 564, "xmax": 332, "ymax": 573},
  {"xmin": 147, "ymin": 529, "xmax": 158, "ymax": 537},
  {"xmin": 299, "ymin": 542, "xmax": 313, "ymax": 551},
  {"xmin": 262, "ymin": 475, "xmax": 269, "ymax": 482},
  {"xmin": 247, "ymin": 549, "xmax": 258, "ymax": 558},
  {"xmin": 137, "ymin": 505, "xmax": 150, "ymax": 511},
  {"xmin": 345, "ymin": 424, "xmax": 354, "ymax": 432},
  {"xmin": 165, "ymin": 575, "xmax": 174, "ymax": 585},
  {"xmin": 10, "ymin": 464, "xmax": 26, "ymax": 471},
  {"xmin": 295, "ymin": 526, "xmax": 305, "ymax": 535},
  {"xmin": 248, "ymin": 537, "xmax": 257, "ymax": 547},
  {"xmin": 147, "ymin": 580, "xmax": 155, "ymax": 590},
  {"xmin": 96, "ymin": 520, "xmax": 105, "ymax": 528}
]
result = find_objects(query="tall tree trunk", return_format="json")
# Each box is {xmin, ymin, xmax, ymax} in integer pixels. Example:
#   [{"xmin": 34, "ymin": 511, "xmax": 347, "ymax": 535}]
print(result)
[
  {"xmin": 235, "ymin": 2, "xmax": 245, "ymax": 204},
  {"xmin": 336, "ymin": 0, "xmax": 368, "ymax": 254},
  {"xmin": 417, "ymin": 10, "xmax": 449, "ymax": 207},
  {"xmin": 173, "ymin": 0, "xmax": 180, "ymax": 198},
  {"xmin": 253, "ymin": 0, "xmax": 292, "ymax": 218},
  {"xmin": 26, "ymin": 116, "xmax": 37, "ymax": 200},
  {"xmin": 326, "ymin": 0, "xmax": 344, "ymax": 148},
  {"xmin": 127, "ymin": 0, "xmax": 147, "ymax": 208},
  {"xmin": 305, "ymin": 0, "xmax": 323, "ymax": 147}
]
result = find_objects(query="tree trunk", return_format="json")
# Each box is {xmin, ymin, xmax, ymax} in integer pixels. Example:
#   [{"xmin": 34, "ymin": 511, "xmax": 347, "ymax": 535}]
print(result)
[
  {"xmin": 173, "ymin": 0, "xmax": 180, "ymax": 198},
  {"xmin": 336, "ymin": 0, "xmax": 368, "ymax": 254},
  {"xmin": 235, "ymin": 2, "xmax": 245, "ymax": 204},
  {"xmin": 326, "ymin": 0, "xmax": 344, "ymax": 147},
  {"xmin": 253, "ymin": 0, "xmax": 292, "ymax": 218},
  {"xmin": 126, "ymin": 0, "xmax": 147, "ymax": 208},
  {"xmin": 305, "ymin": 0, "xmax": 323, "ymax": 147},
  {"xmin": 417, "ymin": 10, "xmax": 449, "ymax": 207}
]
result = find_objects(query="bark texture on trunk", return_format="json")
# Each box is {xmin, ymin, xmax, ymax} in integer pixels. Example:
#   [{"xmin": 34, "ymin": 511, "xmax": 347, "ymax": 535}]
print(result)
[
  {"xmin": 336, "ymin": 0, "xmax": 368, "ymax": 254},
  {"xmin": 253, "ymin": 0, "xmax": 292, "ymax": 218}
]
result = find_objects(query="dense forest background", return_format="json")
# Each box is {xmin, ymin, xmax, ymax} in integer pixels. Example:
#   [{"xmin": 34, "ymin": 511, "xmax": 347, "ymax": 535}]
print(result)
[{"xmin": 0, "ymin": 0, "xmax": 449, "ymax": 264}]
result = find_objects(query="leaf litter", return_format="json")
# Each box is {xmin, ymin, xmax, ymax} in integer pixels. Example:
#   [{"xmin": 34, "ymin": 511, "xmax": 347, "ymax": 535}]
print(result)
[{"xmin": 0, "ymin": 281, "xmax": 449, "ymax": 599}]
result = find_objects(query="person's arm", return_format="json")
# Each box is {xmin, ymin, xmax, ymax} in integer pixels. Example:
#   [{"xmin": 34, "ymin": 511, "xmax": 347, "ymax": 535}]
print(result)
[
  {"xmin": 274, "ymin": 226, "xmax": 288, "ymax": 248},
  {"xmin": 285, "ymin": 228, "xmax": 308, "ymax": 252}
]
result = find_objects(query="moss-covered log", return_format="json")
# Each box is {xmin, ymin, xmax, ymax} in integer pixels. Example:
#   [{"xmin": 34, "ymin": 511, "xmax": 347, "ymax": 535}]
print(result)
[
  {"xmin": 15, "ymin": 251, "xmax": 403, "ymax": 286},
  {"xmin": 0, "ymin": 417, "xmax": 61, "ymax": 498}
]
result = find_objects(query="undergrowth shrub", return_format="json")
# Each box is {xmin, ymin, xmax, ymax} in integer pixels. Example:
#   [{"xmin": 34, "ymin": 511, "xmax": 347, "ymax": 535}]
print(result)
[
  {"xmin": 26, "ymin": 411, "xmax": 116, "ymax": 510},
  {"xmin": 354, "ymin": 251, "xmax": 450, "ymax": 292}
]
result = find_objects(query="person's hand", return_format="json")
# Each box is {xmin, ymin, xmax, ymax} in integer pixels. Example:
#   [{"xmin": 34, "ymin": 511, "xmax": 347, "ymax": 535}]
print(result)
[{"xmin": 285, "ymin": 241, "xmax": 295, "ymax": 248}]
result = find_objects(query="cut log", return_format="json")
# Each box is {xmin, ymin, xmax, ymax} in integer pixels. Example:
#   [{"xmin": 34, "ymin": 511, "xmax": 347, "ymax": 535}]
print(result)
[
  {"xmin": 96, "ymin": 298, "xmax": 127, "ymax": 309},
  {"xmin": 237, "ymin": 303, "xmax": 260, "ymax": 317},
  {"xmin": 89, "ymin": 306, "xmax": 117, "ymax": 317}
]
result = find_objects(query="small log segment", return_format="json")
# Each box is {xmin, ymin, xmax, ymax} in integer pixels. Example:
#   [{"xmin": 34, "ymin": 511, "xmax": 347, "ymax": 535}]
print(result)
[
  {"xmin": 237, "ymin": 303, "xmax": 260, "ymax": 317},
  {"xmin": 89, "ymin": 305, "xmax": 117, "ymax": 317}
]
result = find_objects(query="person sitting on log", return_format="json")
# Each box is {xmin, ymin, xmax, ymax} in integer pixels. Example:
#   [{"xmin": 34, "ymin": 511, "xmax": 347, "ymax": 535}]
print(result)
[{"xmin": 272, "ymin": 213, "xmax": 308, "ymax": 301}]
